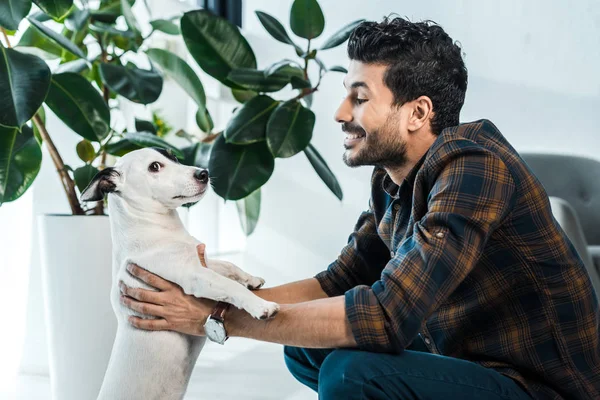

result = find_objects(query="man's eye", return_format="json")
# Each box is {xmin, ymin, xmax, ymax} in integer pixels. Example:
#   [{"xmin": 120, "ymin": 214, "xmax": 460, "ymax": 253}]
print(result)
[
  {"xmin": 148, "ymin": 162, "xmax": 162, "ymax": 172},
  {"xmin": 355, "ymin": 98, "xmax": 368, "ymax": 105}
]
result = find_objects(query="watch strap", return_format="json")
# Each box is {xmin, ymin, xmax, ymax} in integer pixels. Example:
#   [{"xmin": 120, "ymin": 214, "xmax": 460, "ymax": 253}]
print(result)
[{"xmin": 210, "ymin": 301, "xmax": 231, "ymax": 323}]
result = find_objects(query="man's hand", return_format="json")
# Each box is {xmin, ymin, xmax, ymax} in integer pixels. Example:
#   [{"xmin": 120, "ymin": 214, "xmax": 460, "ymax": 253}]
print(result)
[{"xmin": 120, "ymin": 244, "xmax": 216, "ymax": 336}]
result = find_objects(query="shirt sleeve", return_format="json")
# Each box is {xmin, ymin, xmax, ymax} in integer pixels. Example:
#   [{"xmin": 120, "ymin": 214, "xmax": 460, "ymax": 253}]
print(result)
[
  {"xmin": 315, "ymin": 200, "xmax": 391, "ymax": 297},
  {"xmin": 344, "ymin": 150, "xmax": 517, "ymax": 353}
]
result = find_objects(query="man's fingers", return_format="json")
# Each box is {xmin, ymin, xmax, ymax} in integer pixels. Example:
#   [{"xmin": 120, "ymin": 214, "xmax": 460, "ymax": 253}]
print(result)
[
  {"xmin": 127, "ymin": 263, "xmax": 174, "ymax": 291},
  {"xmin": 128, "ymin": 316, "xmax": 170, "ymax": 331},
  {"xmin": 119, "ymin": 282, "xmax": 165, "ymax": 305},
  {"xmin": 121, "ymin": 295, "xmax": 164, "ymax": 318},
  {"xmin": 196, "ymin": 244, "xmax": 207, "ymax": 268}
]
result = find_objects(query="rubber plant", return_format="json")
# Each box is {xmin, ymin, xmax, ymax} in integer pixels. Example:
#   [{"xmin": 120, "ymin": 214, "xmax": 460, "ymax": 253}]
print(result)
[
  {"xmin": 179, "ymin": 0, "xmax": 363, "ymax": 235},
  {"xmin": 0, "ymin": 0, "xmax": 189, "ymax": 215}
]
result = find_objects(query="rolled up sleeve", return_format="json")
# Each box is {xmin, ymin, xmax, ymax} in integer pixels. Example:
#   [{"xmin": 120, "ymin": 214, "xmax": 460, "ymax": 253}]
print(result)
[{"xmin": 345, "ymin": 150, "xmax": 516, "ymax": 353}]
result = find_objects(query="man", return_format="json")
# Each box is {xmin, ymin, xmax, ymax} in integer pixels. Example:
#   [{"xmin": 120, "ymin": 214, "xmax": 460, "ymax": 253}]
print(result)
[{"xmin": 119, "ymin": 17, "xmax": 600, "ymax": 399}]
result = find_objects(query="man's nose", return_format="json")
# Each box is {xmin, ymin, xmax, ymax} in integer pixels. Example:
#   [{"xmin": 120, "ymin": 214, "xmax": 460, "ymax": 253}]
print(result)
[
  {"xmin": 194, "ymin": 169, "xmax": 209, "ymax": 184},
  {"xmin": 334, "ymin": 98, "xmax": 352, "ymax": 124}
]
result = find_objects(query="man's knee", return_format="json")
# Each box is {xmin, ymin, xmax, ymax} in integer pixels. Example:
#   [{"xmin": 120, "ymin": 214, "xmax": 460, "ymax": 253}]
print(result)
[
  {"xmin": 283, "ymin": 346, "xmax": 306, "ymax": 378},
  {"xmin": 318, "ymin": 350, "xmax": 371, "ymax": 399}
]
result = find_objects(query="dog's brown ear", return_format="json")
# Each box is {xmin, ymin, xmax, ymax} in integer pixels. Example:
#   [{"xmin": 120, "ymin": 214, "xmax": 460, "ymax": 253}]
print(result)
[{"xmin": 80, "ymin": 167, "xmax": 121, "ymax": 202}]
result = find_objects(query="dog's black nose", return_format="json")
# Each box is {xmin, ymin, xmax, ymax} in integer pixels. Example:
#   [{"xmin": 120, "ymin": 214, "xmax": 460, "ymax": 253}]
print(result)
[{"xmin": 194, "ymin": 169, "xmax": 209, "ymax": 183}]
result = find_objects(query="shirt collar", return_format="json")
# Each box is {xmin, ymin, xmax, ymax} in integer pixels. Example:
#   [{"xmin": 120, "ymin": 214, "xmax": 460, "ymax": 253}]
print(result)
[{"xmin": 380, "ymin": 152, "xmax": 429, "ymax": 198}]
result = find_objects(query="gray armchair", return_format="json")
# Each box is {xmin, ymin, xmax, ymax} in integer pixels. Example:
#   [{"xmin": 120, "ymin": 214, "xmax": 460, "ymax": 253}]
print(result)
[{"xmin": 521, "ymin": 153, "xmax": 600, "ymax": 294}]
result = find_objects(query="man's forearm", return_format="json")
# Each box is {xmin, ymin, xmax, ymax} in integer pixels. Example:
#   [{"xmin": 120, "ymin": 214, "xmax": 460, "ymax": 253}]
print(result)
[
  {"xmin": 225, "ymin": 295, "xmax": 357, "ymax": 349},
  {"xmin": 253, "ymin": 278, "xmax": 329, "ymax": 304}
]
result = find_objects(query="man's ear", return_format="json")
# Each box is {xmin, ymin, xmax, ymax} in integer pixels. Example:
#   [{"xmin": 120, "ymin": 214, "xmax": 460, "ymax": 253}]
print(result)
[{"xmin": 80, "ymin": 167, "xmax": 121, "ymax": 202}]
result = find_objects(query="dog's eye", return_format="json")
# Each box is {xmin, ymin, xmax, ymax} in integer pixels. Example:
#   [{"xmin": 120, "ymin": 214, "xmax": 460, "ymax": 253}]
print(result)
[{"xmin": 148, "ymin": 162, "xmax": 162, "ymax": 173}]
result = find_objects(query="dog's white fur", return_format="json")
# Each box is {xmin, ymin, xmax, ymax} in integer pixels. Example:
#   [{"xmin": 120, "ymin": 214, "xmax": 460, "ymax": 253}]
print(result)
[{"xmin": 81, "ymin": 148, "xmax": 279, "ymax": 400}]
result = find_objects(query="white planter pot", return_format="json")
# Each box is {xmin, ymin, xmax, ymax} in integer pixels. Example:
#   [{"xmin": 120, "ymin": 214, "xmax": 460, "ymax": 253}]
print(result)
[{"xmin": 38, "ymin": 214, "xmax": 116, "ymax": 400}]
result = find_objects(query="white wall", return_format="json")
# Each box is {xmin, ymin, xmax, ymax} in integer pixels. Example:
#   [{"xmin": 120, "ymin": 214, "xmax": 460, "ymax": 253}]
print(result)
[{"xmin": 238, "ymin": 0, "xmax": 600, "ymax": 277}]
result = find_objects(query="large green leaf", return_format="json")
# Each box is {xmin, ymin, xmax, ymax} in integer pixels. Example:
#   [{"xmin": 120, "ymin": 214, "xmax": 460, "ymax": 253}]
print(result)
[
  {"xmin": 99, "ymin": 63, "xmax": 163, "ymax": 104},
  {"xmin": 228, "ymin": 68, "xmax": 290, "ymax": 92},
  {"xmin": 236, "ymin": 188, "xmax": 261, "ymax": 236},
  {"xmin": 28, "ymin": 17, "xmax": 86, "ymax": 59},
  {"xmin": 146, "ymin": 48, "xmax": 206, "ymax": 111},
  {"xmin": 231, "ymin": 88, "xmax": 257, "ymax": 104},
  {"xmin": 16, "ymin": 25, "xmax": 64, "ymax": 59},
  {"xmin": 266, "ymin": 100, "xmax": 314, "ymax": 158},
  {"xmin": 181, "ymin": 142, "xmax": 212, "ymax": 169},
  {"xmin": 225, "ymin": 95, "xmax": 278, "ymax": 144},
  {"xmin": 255, "ymin": 11, "xmax": 301, "ymax": 52},
  {"xmin": 290, "ymin": 0, "xmax": 325, "ymax": 40},
  {"xmin": 89, "ymin": 22, "xmax": 141, "ymax": 51},
  {"xmin": 181, "ymin": 9, "xmax": 256, "ymax": 88},
  {"xmin": 195, "ymin": 107, "xmax": 213, "ymax": 133},
  {"xmin": 105, "ymin": 138, "xmax": 141, "ymax": 156},
  {"xmin": 135, "ymin": 118, "xmax": 156, "ymax": 134},
  {"xmin": 124, "ymin": 132, "xmax": 183, "ymax": 158},
  {"xmin": 0, "ymin": 125, "xmax": 42, "ymax": 205},
  {"xmin": 208, "ymin": 133, "xmax": 274, "ymax": 200},
  {"xmin": 33, "ymin": 0, "xmax": 73, "ymax": 21},
  {"xmin": 0, "ymin": 47, "xmax": 51, "ymax": 128},
  {"xmin": 54, "ymin": 58, "xmax": 89, "ymax": 74},
  {"xmin": 304, "ymin": 143, "xmax": 342, "ymax": 200},
  {"xmin": 44, "ymin": 73, "xmax": 110, "ymax": 142},
  {"xmin": 120, "ymin": 0, "xmax": 140, "ymax": 34},
  {"xmin": 150, "ymin": 19, "xmax": 180, "ymax": 35},
  {"xmin": 0, "ymin": 0, "xmax": 32, "ymax": 30},
  {"xmin": 319, "ymin": 19, "xmax": 364, "ymax": 50},
  {"xmin": 73, "ymin": 164, "xmax": 99, "ymax": 193},
  {"xmin": 76, "ymin": 139, "xmax": 95, "ymax": 162},
  {"xmin": 90, "ymin": 0, "xmax": 125, "ymax": 24}
]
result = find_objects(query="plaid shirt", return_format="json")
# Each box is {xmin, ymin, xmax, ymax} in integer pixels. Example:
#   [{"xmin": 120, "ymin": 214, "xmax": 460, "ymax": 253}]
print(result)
[{"xmin": 316, "ymin": 119, "xmax": 600, "ymax": 399}]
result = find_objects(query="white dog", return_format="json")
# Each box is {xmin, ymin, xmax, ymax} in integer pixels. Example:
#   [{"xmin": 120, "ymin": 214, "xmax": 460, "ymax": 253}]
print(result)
[{"xmin": 80, "ymin": 147, "xmax": 279, "ymax": 400}]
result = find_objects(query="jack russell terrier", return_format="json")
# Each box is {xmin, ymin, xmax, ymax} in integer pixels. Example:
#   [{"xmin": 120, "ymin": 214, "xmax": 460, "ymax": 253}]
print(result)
[{"xmin": 81, "ymin": 147, "xmax": 279, "ymax": 400}]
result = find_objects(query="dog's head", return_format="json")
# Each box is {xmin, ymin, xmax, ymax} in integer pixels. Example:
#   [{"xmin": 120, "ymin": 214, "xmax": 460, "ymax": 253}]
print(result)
[{"xmin": 81, "ymin": 147, "xmax": 209, "ymax": 211}]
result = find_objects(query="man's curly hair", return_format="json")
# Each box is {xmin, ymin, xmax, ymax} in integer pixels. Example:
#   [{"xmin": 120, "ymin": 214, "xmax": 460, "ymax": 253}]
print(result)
[{"xmin": 347, "ymin": 17, "xmax": 468, "ymax": 135}]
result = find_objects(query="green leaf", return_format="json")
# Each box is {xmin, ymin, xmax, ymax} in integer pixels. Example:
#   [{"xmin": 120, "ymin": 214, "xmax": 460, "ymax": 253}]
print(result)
[
  {"xmin": 135, "ymin": 118, "xmax": 156, "ymax": 134},
  {"xmin": 265, "ymin": 61, "xmax": 303, "ymax": 77},
  {"xmin": 76, "ymin": 139, "xmax": 95, "ymax": 162},
  {"xmin": 105, "ymin": 138, "xmax": 141, "ymax": 157},
  {"xmin": 290, "ymin": 76, "xmax": 311, "ymax": 89},
  {"xmin": 33, "ymin": 0, "xmax": 73, "ymax": 21},
  {"xmin": 236, "ymin": 188, "xmax": 261, "ymax": 236},
  {"xmin": 120, "ymin": 0, "xmax": 140, "ymax": 34},
  {"xmin": 124, "ymin": 132, "xmax": 183, "ymax": 158},
  {"xmin": 146, "ymin": 48, "xmax": 206, "ymax": 111},
  {"xmin": 208, "ymin": 133, "xmax": 274, "ymax": 200},
  {"xmin": 44, "ymin": 73, "xmax": 110, "ymax": 142},
  {"xmin": 302, "ymin": 92, "xmax": 313, "ymax": 108},
  {"xmin": 195, "ymin": 108, "xmax": 213, "ymax": 133},
  {"xmin": 16, "ymin": 25, "xmax": 63, "ymax": 59},
  {"xmin": 0, "ymin": 47, "xmax": 51, "ymax": 128},
  {"xmin": 89, "ymin": 22, "xmax": 141, "ymax": 51},
  {"xmin": 225, "ymin": 95, "xmax": 279, "ymax": 144},
  {"xmin": 55, "ymin": 58, "xmax": 89, "ymax": 74},
  {"xmin": 328, "ymin": 65, "xmax": 347, "ymax": 73},
  {"xmin": 181, "ymin": 142, "xmax": 212, "ymax": 169},
  {"xmin": 181, "ymin": 9, "xmax": 256, "ymax": 88},
  {"xmin": 0, "ymin": 0, "xmax": 32, "ymax": 31},
  {"xmin": 99, "ymin": 63, "xmax": 163, "ymax": 104},
  {"xmin": 231, "ymin": 88, "xmax": 257, "ymax": 104},
  {"xmin": 228, "ymin": 68, "xmax": 290, "ymax": 92},
  {"xmin": 90, "ymin": 0, "xmax": 133, "ymax": 24},
  {"xmin": 290, "ymin": 0, "xmax": 325, "ymax": 40},
  {"xmin": 304, "ymin": 143, "xmax": 342, "ymax": 200},
  {"xmin": 150, "ymin": 19, "xmax": 180, "ymax": 35},
  {"xmin": 65, "ymin": 7, "xmax": 90, "ymax": 32},
  {"xmin": 0, "ymin": 125, "xmax": 42, "ymax": 205},
  {"xmin": 319, "ymin": 19, "xmax": 364, "ymax": 50},
  {"xmin": 266, "ymin": 100, "xmax": 315, "ymax": 158},
  {"xmin": 28, "ymin": 17, "xmax": 86, "ymax": 59},
  {"xmin": 73, "ymin": 164, "xmax": 99, "ymax": 193},
  {"xmin": 255, "ymin": 11, "xmax": 301, "ymax": 52}
]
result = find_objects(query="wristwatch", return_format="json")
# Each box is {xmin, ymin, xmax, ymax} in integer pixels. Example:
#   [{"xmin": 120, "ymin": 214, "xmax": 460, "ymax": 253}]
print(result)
[{"xmin": 203, "ymin": 302, "xmax": 231, "ymax": 345}]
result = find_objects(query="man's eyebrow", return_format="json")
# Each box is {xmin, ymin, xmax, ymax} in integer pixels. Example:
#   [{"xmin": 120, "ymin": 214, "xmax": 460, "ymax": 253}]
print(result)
[{"xmin": 343, "ymin": 81, "xmax": 370, "ymax": 90}]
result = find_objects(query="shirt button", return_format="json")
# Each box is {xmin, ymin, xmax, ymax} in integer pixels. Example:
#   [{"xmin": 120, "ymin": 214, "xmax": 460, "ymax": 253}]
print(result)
[
  {"xmin": 423, "ymin": 337, "xmax": 431, "ymax": 345},
  {"xmin": 393, "ymin": 204, "xmax": 400, "ymax": 211},
  {"xmin": 390, "ymin": 251, "xmax": 395, "ymax": 258},
  {"xmin": 435, "ymin": 232, "xmax": 444, "ymax": 238}
]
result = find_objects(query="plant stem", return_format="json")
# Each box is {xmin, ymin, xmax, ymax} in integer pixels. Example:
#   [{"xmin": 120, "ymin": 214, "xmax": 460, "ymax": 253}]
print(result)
[{"xmin": 32, "ymin": 115, "xmax": 85, "ymax": 215}]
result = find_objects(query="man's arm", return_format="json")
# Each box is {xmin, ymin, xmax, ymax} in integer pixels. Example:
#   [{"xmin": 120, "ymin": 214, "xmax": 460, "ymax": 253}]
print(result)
[{"xmin": 254, "ymin": 278, "xmax": 328, "ymax": 303}]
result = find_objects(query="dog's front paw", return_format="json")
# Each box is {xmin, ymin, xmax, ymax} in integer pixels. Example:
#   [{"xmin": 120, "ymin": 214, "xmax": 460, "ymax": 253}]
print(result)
[
  {"xmin": 248, "ymin": 301, "xmax": 280, "ymax": 320},
  {"xmin": 246, "ymin": 276, "xmax": 265, "ymax": 290}
]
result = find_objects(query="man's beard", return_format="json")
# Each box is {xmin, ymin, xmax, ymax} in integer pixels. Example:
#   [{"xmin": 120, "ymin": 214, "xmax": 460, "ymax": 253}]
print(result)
[{"xmin": 342, "ymin": 115, "xmax": 408, "ymax": 169}]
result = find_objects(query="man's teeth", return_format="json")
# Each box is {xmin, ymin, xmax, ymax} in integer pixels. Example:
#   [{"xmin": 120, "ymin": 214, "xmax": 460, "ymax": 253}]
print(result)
[{"xmin": 345, "ymin": 133, "xmax": 364, "ymax": 140}]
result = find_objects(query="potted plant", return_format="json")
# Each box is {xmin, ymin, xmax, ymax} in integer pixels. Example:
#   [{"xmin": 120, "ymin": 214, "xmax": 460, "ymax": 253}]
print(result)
[{"xmin": 0, "ymin": 1, "xmax": 190, "ymax": 398}]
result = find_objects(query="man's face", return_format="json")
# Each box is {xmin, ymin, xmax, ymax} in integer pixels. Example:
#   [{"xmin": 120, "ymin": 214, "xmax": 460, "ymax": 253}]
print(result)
[{"xmin": 335, "ymin": 61, "xmax": 409, "ymax": 169}]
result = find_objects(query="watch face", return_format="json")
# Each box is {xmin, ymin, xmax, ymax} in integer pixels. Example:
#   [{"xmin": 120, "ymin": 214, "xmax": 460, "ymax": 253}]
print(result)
[{"xmin": 205, "ymin": 318, "xmax": 226, "ymax": 344}]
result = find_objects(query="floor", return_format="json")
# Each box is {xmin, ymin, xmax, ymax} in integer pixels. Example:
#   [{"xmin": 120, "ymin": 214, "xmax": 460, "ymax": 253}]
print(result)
[{"xmin": 2, "ymin": 252, "xmax": 317, "ymax": 400}]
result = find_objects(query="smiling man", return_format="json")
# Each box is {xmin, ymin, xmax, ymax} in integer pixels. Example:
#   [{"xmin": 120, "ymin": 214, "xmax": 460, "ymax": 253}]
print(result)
[{"xmin": 120, "ymin": 17, "xmax": 600, "ymax": 399}]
